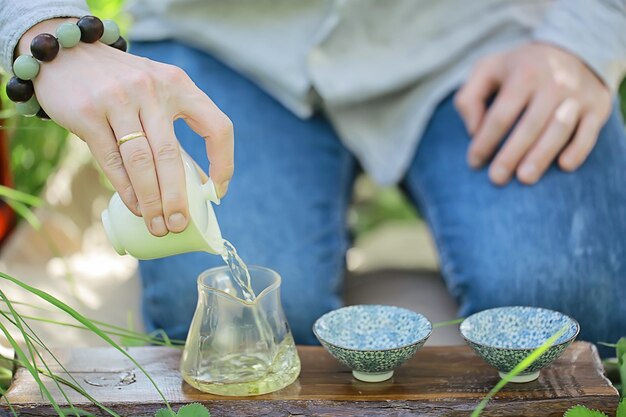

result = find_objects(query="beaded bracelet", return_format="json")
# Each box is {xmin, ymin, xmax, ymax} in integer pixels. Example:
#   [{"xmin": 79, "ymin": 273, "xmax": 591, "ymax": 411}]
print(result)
[{"xmin": 6, "ymin": 16, "xmax": 127, "ymax": 120}]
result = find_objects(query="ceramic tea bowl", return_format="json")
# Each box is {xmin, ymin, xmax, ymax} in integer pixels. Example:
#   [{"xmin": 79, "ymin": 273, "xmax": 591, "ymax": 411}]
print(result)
[
  {"xmin": 313, "ymin": 305, "xmax": 432, "ymax": 382},
  {"xmin": 460, "ymin": 306, "xmax": 579, "ymax": 383}
]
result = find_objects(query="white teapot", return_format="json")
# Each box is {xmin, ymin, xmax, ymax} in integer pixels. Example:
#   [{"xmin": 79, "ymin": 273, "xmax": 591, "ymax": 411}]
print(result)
[{"xmin": 101, "ymin": 151, "xmax": 224, "ymax": 259}]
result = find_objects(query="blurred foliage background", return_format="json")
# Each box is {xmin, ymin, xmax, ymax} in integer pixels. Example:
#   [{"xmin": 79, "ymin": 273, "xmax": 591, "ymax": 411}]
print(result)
[{"xmin": 2, "ymin": 0, "xmax": 626, "ymax": 237}]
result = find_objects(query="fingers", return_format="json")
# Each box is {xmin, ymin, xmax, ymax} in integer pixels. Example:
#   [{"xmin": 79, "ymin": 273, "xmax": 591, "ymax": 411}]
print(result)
[
  {"xmin": 84, "ymin": 123, "xmax": 139, "ymax": 216},
  {"xmin": 558, "ymin": 112, "xmax": 603, "ymax": 172},
  {"xmin": 488, "ymin": 91, "xmax": 559, "ymax": 184},
  {"xmin": 109, "ymin": 109, "xmax": 168, "ymax": 237},
  {"xmin": 204, "ymin": 117, "xmax": 235, "ymax": 198},
  {"xmin": 517, "ymin": 98, "xmax": 581, "ymax": 184},
  {"xmin": 468, "ymin": 77, "xmax": 532, "ymax": 170},
  {"xmin": 174, "ymin": 78, "xmax": 234, "ymax": 198},
  {"xmin": 455, "ymin": 57, "xmax": 503, "ymax": 136},
  {"xmin": 140, "ymin": 102, "xmax": 189, "ymax": 233}
]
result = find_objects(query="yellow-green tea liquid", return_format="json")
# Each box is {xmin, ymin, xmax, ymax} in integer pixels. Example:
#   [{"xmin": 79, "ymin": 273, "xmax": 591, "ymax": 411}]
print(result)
[{"xmin": 181, "ymin": 336, "xmax": 300, "ymax": 396}]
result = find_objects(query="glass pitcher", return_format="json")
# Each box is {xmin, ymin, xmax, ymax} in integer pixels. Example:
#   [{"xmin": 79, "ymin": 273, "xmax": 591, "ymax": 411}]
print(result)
[{"xmin": 180, "ymin": 266, "xmax": 301, "ymax": 396}]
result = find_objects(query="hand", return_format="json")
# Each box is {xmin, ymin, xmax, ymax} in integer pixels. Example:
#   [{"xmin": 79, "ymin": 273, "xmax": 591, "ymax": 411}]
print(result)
[
  {"xmin": 454, "ymin": 42, "xmax": 611, "ymax": 185},
  {"xmin": 18, "ymin": 18, "xmax": 234, "ymax": 236}
]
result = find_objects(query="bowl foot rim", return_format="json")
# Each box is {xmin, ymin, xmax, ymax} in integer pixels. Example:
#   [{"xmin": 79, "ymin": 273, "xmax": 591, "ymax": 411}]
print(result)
[
  {"xmin": 352, "ymin": 370, "xmax": 394, "ymax": 383},
  {"xmin": 498, "ymin": 370, "xmax": 540, "ymax": 383}
]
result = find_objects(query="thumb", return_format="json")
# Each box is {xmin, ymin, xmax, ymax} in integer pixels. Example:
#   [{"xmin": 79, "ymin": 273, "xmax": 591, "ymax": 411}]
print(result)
[{"xmin": 176, "ymin": 91, "xmax": 234, "ymax": 198}]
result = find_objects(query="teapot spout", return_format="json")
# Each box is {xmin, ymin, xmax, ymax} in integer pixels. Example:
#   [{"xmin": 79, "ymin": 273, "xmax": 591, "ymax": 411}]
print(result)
[{"xmin": 201, "ymin": 179, "xmax": 221, "ymax": 205}]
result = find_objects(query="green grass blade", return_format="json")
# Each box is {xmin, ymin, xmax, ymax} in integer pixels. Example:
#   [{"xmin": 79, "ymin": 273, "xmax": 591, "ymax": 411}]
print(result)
[
  {"xmin": 0, "ymin": 298, "xmax": 37, "ymax": 374},
  {"xmin": 5, "ymin": 314, "xmax": 87, "ymax": 408},
  {"xmin": 0, "ymin": 294, "xmax": 46, "ymax": 401},
  {"xmin": 121, "ymin": 311, "xmax": 146, "ymax": 347},
  {"xmin": 3, "ymin": 199, "xmax": 41, "ymax": 229},
  {"xmin": 0, "ymin": 383, "xmax": 19, "ymax": 416},
  {"xmin": 4, "ymin": 356, "xmax": 121, "ymax": 417},
  {"xmin": 0, "ymin": 300, "xmax": 185, "ymax": 346},
  {"xmin": 40, "ymin": 365, "xmax": 121, "ymax": 417},
  {"xmin": 471, "ymin": 324, "xmax": 569, "ymax": 417},
  {"xmin": 58, "ymin": 409, "xmax": 96, "ymax": 416},
  {"xmin": 0, "ymin": 301, "xmax": 85, "ymax": 390},
  {"xmin": 155, "ymin": 409, "xmax": 176, "ymax": 417},
  {"xmin": 149, "ymin": 329, "xmax": 177, "ymax": 347},
  {"xmin": 0, "ymin": 320, "xmax": 65, "ymax": 416},
  {"xmin": 0, "ymin": 294, "xmax": 81, "ymax": 416},
  {"xmin": 0, "ymin": 185, "xmax": 42, "ymax": 207},
  {"xmin": 0, "ymin": 310, "xmax": 180, "ymax": 347},
  {"xmin": 0, "ymin": 272, "xmax": 173, "ymax": 413},
  {"xmin": 433, "ymin": 318, "xmax": 464, "ymax": 328},
  {"xmin": 0, "ymin": 366, "xmax": 12, "ymax": 390}
]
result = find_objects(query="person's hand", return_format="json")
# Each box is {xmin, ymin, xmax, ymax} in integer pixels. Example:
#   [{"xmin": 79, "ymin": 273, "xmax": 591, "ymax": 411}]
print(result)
[
  {"xmin": 454, "ymin": 42, "xmax": 611, "ymax": 185},
  {"xmin": 18, "ymin": 18, "xmax": 234, "ymax": 236}
]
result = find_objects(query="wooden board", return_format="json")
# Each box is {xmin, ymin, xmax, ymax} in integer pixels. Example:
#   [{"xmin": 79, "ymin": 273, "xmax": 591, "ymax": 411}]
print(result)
[{"xmin": 1, "ymin": 342, "xmax": 618, "ymax": 416}]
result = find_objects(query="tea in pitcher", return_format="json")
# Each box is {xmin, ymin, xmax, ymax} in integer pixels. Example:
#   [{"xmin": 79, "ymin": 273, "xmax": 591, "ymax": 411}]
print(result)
[{"xmin": 180, "ymin": 265, "xmax": 301, "ymax": 396}]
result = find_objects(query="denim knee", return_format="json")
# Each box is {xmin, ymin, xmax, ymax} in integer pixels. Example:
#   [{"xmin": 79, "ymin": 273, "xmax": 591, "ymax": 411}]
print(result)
[{"xmin": 454, "ymin": 239, "xmax": 625, "ymax": 357}]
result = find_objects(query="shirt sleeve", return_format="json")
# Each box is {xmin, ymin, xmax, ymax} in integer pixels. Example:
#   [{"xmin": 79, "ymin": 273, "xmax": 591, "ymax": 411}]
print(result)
[
  {"xmin": 0, "ymin": 0, "xmax": 90, "ymax": 74},
  {"xmin": 532, "ymin": 0, "xmax": 626, "ymax": 92}
]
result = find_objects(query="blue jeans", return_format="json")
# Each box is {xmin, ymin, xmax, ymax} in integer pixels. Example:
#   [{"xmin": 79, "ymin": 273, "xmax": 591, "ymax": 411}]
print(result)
[{"xmin": 133, "ymin": 41, "xmax": 626, "ymax": 354}]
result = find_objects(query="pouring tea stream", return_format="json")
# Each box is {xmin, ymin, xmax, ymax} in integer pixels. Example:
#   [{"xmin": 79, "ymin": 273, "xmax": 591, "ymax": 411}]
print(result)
[{"xmin": 100, "ymin": 151, "xmax": 300, "ymax": 395}]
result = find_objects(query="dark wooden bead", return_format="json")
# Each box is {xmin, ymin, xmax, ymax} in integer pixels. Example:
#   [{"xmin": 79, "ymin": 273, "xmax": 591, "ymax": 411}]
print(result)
[
  {"xmin": 6, "ymin": 77, "xmax": 34, "ymax": 102},
  {"xmin": 77, "ymin": 16, "xmax": 104, "ymax": 43},
  {"xmin": 30, "ymin": 33, "xmax": 59, "ymax": 62},
  {"xmin": 110, "ymin": 36, "xmax": 127, "ymax": 52},
  {"xmin": 36, "ymin": 107, "xmax": 50, "ymax": 120}
]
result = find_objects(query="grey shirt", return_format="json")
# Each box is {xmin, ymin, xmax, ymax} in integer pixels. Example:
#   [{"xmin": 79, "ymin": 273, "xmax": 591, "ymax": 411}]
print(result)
[{"xmin": 2, "ymin": 0, "xmax": 626, "ymax": 184}]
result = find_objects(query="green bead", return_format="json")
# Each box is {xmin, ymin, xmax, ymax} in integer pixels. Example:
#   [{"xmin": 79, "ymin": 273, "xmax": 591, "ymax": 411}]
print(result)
[
  {"xmin": 15, "ymin": 95, "xmax": 40, "ymax": 117},
  {"xmin": 100, "ymin": 20, "xmax": 120, "ymax": 45},
  {"xmin": 56, "ymin": 23, "xmax": 81, "ymax": 48},
  {"xmin": 13, "ymin": 55, "xmax": 39, "ymax": 80}
]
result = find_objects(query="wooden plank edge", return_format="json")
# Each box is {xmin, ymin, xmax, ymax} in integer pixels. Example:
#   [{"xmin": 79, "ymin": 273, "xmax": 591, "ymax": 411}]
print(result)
[
  {"xmin": 588, "ymin": 342, "xmax": 621, "ymax": 396},
  {"xmin": 1, "ymin": 395, "xmax": 620, "ymax": 417}
]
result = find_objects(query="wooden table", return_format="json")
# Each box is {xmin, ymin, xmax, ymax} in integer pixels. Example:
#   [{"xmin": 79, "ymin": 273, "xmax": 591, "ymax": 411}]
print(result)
[{"xmin": 1, "ymin": 342, "xmax": 618, "ymax": 416}]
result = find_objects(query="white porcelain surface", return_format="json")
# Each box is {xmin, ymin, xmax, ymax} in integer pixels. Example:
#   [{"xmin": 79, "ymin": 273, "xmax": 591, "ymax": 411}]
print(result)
[{"xmin": 101, "ymin": 152, "xmax": 224, "ymax": 259}]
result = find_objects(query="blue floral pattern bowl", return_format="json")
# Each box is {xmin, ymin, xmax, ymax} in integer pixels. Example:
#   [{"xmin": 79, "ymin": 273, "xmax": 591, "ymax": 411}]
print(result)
[
  {"xmin": 313, "ymin": 305, "xmax": 432, "ymax": 382},
  {"xmin": 460, "ymin": 306, "xmax": 579, "ymax": 383}
]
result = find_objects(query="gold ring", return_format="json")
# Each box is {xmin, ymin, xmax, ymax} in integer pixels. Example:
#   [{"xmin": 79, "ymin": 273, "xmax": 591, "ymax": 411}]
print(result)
[{"xmin": 117, "ymin": 131, "xmax": 146, "ymax": 146}]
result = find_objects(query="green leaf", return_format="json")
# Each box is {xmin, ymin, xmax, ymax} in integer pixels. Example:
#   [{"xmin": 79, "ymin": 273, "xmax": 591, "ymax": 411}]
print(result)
[
  {"xmin": 616, "ymin": 337, "xmax": 626, "ymax": 397},
  {"xmin": 563, "ymin": 405, "xmax": 608, "ymax": 417},
  {"xmin": 617, "ymin": 338, "xmax": 626, "ymax": 366},
  {"xmin": 176, "ymin": 403, "xmax": 210, "ymax": 417},
  {"xmin": 154, "ymin": 409, "xmax": 176, "ymax": 417},
  {"xmin": 617, "ymin": 399, "xmax": 626, "ymax": 417},
  {"xmin": 618, "ymin": 353, "xmax": 626, "ymax": 397}
]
